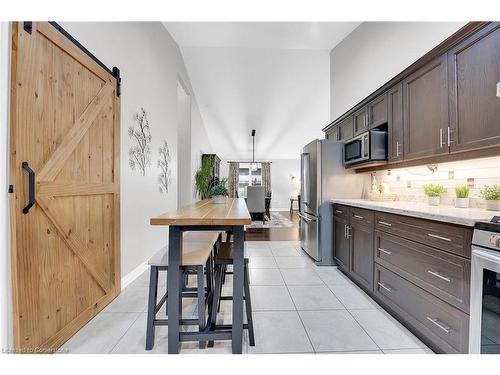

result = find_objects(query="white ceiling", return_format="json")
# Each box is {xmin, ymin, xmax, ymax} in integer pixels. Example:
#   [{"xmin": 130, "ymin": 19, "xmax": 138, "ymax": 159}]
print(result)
[
  {"xmin": 165, "ymin": 22, "xmax": 361, "ymax": 50},
  {"xmin": 164, "ymin": 22, "xmax": 361, "ymax": 160}
]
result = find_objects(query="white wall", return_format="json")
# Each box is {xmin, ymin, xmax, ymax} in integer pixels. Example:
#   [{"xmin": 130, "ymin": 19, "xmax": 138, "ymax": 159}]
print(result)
[
  {"xmin": 220, "ymin": 158, "xmax": 300, "ymax": 211},
  {"xmin": 330, "ymin": 22, "xmax": 467, "ymax": 120},
  {"xmin": 58, "ymin": 22, "xmax": 212, "ymax": 278}
]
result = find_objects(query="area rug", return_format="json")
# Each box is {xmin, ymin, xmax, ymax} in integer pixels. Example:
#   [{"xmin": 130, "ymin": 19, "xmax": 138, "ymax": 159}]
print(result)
[{"xmin": 246, "ymin": 212, "xmax": 297, "ymax": 229}]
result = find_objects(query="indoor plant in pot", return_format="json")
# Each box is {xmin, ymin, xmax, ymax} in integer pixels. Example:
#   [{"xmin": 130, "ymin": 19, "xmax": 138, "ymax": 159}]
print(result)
[
  {"xmin": 423, "ymin": 184, "xmax": 446, "ymax": 206},
  {"xmin": 480, "ymin": 185, "xmax": 500, "ymax": 211},
  {"xmin": 454, "ymin": 185, "xmax": 470, "ymax": 208},
  {"xmin": 194, "ymin": 157, "xmax": 214, "ymax": 199},
  {"xmin": 210, "ymin": 179, "xmax": 229, "ymax": 204}
]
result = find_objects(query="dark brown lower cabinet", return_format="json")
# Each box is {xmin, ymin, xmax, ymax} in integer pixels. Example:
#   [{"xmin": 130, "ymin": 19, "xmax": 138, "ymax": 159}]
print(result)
[
  {"xmin": 333, "ymin": 203, "xmax": 472, "ymax": 353},
  {"xmin": 375, "ymin": 231, "xmax": 470, "ymax": 313},
  {"xmin": 349, "ymin": 221, "xmax": 374, "ymax": 291},
  {"xmin": 375, "ymin": 264, "xmax": 469, "ymax": 354},
  {"xmin": 333, "ymin": 214, "xmax": 350, "ymax": 271}
]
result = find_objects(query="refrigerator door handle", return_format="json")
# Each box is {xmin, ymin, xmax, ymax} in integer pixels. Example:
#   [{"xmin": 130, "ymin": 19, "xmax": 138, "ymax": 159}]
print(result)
[{"xmin": 301, "ymin": 152, "xmax": 310, "ymax": 205}]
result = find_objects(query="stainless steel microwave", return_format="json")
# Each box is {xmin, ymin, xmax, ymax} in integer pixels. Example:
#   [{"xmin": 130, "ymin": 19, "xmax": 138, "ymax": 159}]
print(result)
[{"xmin": 343, "ymin": 129, "xmax": 388, "ymax": 166}]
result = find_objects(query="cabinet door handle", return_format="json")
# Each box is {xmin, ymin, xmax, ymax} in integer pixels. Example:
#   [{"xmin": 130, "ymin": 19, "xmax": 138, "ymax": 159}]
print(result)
[
  {"xmin": 378, "ymin": 248, "xmax": 392, "ymax": 255},
  {"xmin": 439, "ymin": 128, "xmax": 444, "ymax": 148},
  {"xmin": 396, "ymin": 141, "xmax": 400, "ymax": 157},
  {"xmin": 377, "ymin": 282, "xmax": 392, "ymax": 292},
  {"xmin": 344, "ymin": 224, "xmax": 347, "ymax": 239},
  {"xmin": 427, "ymin": 233, "xmax": 452, "ymax": 242},
  {"xmin": 335, "ymin": 209, "xmax": 344, "ymax": 214},
  {"xmin": 346, "ymin": 226, "xmax": 352, "ymax": 239},
  {"xmin": 353, "ymin": 214, "xmax": 364, "ymax": 220},
  {"xmin": 378, "ymin": 220, "xmax": 392, "ymax": 227},
  {"xmin": 426, "ymin": 317, "xmax": 450, "ymax": 334},
  {"xmin": 447, "ymin": 127, "xmax": 454, "ymax": 146},
  {"xmin": 427, "ymin": 270, "xmax": 451, "ymax": 283}
]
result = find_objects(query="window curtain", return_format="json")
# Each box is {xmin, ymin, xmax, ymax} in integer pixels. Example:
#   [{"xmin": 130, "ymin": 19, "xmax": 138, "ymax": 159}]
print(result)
[
  {"xmin": 261, "ymin": 162, "xmax": 272, "ymax": 197},
  {"xmin": 228, "ymin": 162, "xmax": 239, "ymax": 198}
]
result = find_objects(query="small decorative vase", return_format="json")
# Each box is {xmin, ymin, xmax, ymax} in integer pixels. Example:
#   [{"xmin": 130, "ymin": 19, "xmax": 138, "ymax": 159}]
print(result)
[
  {"xmin": 212, "ymin": 195, "xmax": 226, "ymax": 204},
  {"xmin": 428, "ymin": 196, "xmax": 440, "ymax": 206},
  {"xmin": 455, "ymin": 197, "xmax": 469, "ymax": 208},
  {"xmin": 485, "ymin": 200, "xmax": 500, "ymax": 211}
]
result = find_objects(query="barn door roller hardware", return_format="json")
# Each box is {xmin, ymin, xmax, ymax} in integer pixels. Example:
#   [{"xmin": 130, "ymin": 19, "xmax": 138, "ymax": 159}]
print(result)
[
  {"xmin": 113, "ymin": 67, "xmax": 121, "ymax": 97},
  {"xmin": 23, "ymin": 22, "xmax": 32, "ymax": 34}
]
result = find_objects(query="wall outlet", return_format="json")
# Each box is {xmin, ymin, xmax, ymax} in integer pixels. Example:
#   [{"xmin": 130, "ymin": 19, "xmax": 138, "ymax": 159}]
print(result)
[
  {"xmin": 467, "ymin": 178, "xmax": 475, "ymax": 188},
  {"xmin": 448, "ymin": 170, "xmax": 454, "ymax": 180}
]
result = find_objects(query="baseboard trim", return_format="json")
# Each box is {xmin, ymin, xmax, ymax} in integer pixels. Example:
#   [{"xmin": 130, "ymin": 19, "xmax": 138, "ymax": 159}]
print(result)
[{"xmin": 120, "ymin": 260, "xmax": 149, "ymax": 290}]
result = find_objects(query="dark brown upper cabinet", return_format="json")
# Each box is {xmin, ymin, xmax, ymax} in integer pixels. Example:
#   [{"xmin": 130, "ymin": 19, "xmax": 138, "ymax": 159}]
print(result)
[
  {"xmin": 368, "ymin": 93, "xmax": 388, "ymax": 129},
  {"xmin": 326, "ymin": 126, "xmax": 339, "ymax": 141},
  {"xmin": 403, "ymin": 55, "xmax": 449, "ymax": 161},
  {"xmin": 387, "ymin": 84, "xmax": 404, "ymax": 162},
  {"xmin": 448, "ymin": 22, "xmax": 500, "ymax": 153},
  {"xmin": 338, "ymin": 115, "xmax": 354, "ymax": 141},
  {"xmin": 353, "ymin": 106, "xmax": 368, "ymax": 136}
]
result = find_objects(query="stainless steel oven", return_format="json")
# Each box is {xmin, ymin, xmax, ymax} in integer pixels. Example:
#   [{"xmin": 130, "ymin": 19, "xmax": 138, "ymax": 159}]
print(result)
[
  {"xmin": 343, "ymin": 129, "xmax": 387, "ymax": 166},
  {"xmin": 469, "ymin": 220, "xmax": 500, "ymax": 354}
]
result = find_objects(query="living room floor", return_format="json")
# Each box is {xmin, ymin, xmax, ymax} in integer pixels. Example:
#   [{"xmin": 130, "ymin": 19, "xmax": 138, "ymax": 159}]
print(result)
[
  {"xmin": 61, "ymin": 240, "xmax": 432, "ymax": 354},
  {"xmin": 245, "ymin": 211, "xmax": 300, "ymax": 241}
]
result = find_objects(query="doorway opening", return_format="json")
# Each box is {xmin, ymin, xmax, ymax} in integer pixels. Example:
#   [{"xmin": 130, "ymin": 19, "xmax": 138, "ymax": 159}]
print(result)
[{"xmin": 176, "ymin": 80, "xmax": 192, "ymax": 208}]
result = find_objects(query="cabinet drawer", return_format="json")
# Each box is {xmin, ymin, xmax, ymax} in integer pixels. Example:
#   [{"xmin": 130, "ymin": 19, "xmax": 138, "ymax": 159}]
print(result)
[
  {"xmin": 374, "ymin": 264, "xmax": 469, "ymax": 354},
  {"xmin": 333, "ymin": 204, "xmax": 349, "ymax": 219},
  {"xmin": 350, "ymin": 207, "xmax": 373, "ymax": 227},
  {"xmin": 374, "ymin": 211, "xmax": 472, "ymax": 257},
  {"xmin": 375, "ymin": 231, "xmax": 470, "ymax": 312}
]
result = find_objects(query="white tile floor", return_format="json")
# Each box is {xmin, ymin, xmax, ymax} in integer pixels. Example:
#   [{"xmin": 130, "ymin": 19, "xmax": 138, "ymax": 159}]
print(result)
[{"xmin": 61, "ymin": 240, "xmax": 433, "ymax": 354}]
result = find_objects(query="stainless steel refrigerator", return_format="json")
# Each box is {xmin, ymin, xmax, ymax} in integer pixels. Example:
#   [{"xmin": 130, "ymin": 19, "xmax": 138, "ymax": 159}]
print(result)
[{"xmin": 300, "ymin": 139, "xmax": 368, "ymax": 265}]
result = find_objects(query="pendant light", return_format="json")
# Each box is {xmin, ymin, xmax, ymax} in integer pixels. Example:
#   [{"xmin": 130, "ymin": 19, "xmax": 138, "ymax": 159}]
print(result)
[{"xmin": 250, "ymin": 129, "xmax": 258, "ymax": 171}]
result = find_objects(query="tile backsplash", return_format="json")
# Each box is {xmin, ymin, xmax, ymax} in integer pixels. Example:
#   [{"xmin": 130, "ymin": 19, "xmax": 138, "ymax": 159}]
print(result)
[{"xmin": 370, "ymin": 156, "xmax": 500, "ymax": 208}]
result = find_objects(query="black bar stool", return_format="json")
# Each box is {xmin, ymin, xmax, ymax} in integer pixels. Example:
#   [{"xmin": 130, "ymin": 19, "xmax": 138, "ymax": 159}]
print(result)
[
  {"xmin": 208, "ymin": 241, "xmax": 255, "ymax": 347},
  {"xmin": 145, "ymin": 233, "xmax": 220, "ymax": 350}
]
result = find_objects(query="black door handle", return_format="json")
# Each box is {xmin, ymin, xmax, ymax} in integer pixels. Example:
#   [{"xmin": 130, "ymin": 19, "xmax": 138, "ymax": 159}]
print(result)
[{"xmin": 22, "ymin": 161, "xmax": 35, "ymax": 214}]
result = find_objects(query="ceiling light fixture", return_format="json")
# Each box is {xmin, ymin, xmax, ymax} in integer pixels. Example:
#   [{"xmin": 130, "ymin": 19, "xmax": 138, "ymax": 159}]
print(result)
[{"xmin": 250, "ymin": 129, "xmax": 258, "ymax": 171}]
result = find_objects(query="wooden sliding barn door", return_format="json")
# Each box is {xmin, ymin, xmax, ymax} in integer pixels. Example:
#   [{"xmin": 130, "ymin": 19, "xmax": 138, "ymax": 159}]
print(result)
[{"xmin": 9, "ymin": 22, "xmax": 121, "ymax": 352}]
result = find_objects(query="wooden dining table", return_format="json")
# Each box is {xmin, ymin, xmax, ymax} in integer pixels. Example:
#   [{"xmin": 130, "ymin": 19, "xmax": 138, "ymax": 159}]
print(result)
[{"xmin": 150, "ymin": 198, "xmax": 252, "ymax": 354}]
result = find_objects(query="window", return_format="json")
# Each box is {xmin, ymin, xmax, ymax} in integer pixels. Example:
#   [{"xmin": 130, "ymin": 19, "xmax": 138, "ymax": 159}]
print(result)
[{"xmin": 238, "ymin": 163, "xmax": 262, "ymax": 197}]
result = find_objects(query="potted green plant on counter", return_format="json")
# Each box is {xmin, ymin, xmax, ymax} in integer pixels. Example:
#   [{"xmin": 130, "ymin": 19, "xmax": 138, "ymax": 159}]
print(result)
[
  {"xmin": 480, "ymin": 185, "xmax": 500, "ymax": 211},
  {"xmin": 210, "ymin": 179, "xmax": 229, "ymax": 204},
  {"xmin": 195, "ymin": 157, "xmax": 214, "ymax": 200},
  {"xmin": 423, "ymin": 184, "xmax": 446, "ymax": 206},
  {"xmin": 454, "ymin": 185, "xmax": 470, "ymax": 208}
]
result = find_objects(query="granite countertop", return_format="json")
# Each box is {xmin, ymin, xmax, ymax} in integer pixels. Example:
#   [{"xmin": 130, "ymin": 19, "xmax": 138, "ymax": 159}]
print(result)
[{"xmin": 331, "ymin": 199, "xmax": 500, "ymax": 227}]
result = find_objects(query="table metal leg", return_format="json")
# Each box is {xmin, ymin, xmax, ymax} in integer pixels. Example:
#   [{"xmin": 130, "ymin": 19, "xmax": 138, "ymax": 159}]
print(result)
[
  {"xmin": 232, "ymin": 225, "xmax": 245, "ymax": 354},
  {"xmin": 167, "ymin": 226, "xmax": 182, "ymax": 354}
]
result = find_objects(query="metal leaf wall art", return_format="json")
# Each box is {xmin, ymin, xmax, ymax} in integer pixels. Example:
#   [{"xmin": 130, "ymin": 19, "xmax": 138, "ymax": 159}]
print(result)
[
  {"xmin": 158, "ymin": 140, "xmax": 172, "ymax": 194},
  {"xmin": 128, "ymin": 108, "xmax": 152, "ymax": 176}
]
